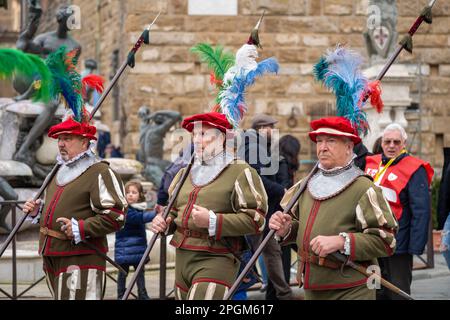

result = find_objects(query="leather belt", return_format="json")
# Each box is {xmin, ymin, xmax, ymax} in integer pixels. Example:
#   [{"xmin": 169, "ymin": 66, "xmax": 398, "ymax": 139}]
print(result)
[
  {"xmin": 298, "ymin": 249, "xmax": 341, "ymax": 269},
  {"xmin": 176, "ymin": 226, "xmax": 210, "ymax": 239},
  {"xmin": 40, "ymin": 227, "xmax": 68, "ymax": 241}
]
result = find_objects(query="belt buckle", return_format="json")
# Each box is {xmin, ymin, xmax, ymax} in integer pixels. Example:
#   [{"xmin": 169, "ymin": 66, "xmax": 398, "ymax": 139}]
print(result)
[
  {"xmin": 318, "ymin": 257, "xmax": 325, "ymax": 266},
  {"xmin": 183, "ymin": 229, "xmax": 191, "ymax": 237}
]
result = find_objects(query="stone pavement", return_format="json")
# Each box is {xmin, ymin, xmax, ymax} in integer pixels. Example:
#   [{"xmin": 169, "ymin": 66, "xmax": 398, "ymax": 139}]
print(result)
[{"xmin": 0, "ymin": 253, "xmax": 448, "ymax": 300}]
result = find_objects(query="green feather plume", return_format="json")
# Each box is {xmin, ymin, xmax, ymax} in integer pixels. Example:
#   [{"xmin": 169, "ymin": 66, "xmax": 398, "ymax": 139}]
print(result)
[
  {"xmin": 0, "ymin": 48, "xmax": 36, "ymax": 80},
  {"xmin": 0, "ymin": 48, "xmax": 53, "ymax": 103},
  {"xmin": 45, "ymin": 46, "xmax": 83, "ymax": 122},
  {"xmin": 26, "ymin": 53, "xmax": 53, "ymax": 103},
  {"xmin": 190, "ymin": 43, "xmax": 235, "ymax": 83}
]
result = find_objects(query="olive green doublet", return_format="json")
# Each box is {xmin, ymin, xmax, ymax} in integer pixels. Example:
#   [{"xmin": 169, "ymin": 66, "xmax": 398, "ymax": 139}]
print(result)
[
  {"xmin": 281, "ymin": 176, "xmax": 398, "ymax": 297},
  {"xmin": 168, "ymin": 160, "xmax": 268, "ymax": 254},
  {"xmin": 39, "ymin": 162, "xmax": 127, "ymax": 263}
]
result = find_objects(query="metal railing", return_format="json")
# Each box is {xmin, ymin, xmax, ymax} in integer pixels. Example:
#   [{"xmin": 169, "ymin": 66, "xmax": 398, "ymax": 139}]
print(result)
[
  {"xmin": 0, "ymin": 199, "xmax": 173, "ymax": 300},
  {"xmin": 0, "ymin": 200, "xmax": 46, "ymax": 300}
]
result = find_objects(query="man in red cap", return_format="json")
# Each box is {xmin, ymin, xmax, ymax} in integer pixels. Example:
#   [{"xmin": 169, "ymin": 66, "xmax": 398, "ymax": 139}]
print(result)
[
  {"xmin": 269, "ymin": 116, "xmax": 398, "ymax": 300},
  {"xmin": 151, "ymin": 112, "xmax": 268, "ymax": 300},
  {"xmin": 23, "ymin": 117, "xmax": 127, "ymax": 300}
]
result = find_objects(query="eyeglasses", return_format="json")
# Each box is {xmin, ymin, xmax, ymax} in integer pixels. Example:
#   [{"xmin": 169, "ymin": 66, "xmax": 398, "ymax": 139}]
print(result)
[{"xmin": 382, "ymin": 139, "xmax": 402, "ymax": 146}]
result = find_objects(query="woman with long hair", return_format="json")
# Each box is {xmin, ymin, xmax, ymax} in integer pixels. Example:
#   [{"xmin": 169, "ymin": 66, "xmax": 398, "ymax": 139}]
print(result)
[{"xmin": 277, "ymin": 135, "xmax": 301, "ymax": 188}]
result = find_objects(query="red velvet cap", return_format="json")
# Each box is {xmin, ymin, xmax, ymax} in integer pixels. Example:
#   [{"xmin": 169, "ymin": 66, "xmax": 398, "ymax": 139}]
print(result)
[
  {"xmin": 48, "ymin": 117, "xmax": 97, "ymax": 140},
  {"xmin": 181, "ymin": 112, "xmax": 233, "ymax": 133},
  {"xmin": 308, "ymin": 116, "xmax": 361, "ymax": 144}
]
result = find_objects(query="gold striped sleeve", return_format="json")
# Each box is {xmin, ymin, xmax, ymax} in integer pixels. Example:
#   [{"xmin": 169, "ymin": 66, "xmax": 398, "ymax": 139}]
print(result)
[
  {"xmin": 349, "ymin": 185, "xmax": 398, "ymax": 261},
  {"xmin": 215, "ymin": 166, "xmax": 268, "ymax": 239},
  {"xmin": 84, "ymin": 165, "xmax": 127, "ymax": 238}
]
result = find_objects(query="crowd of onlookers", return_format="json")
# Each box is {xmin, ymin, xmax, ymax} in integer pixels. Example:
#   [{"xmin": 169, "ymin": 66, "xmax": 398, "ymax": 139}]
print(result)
[{"xmin": 109, "ymin": 113, "xmax": 450, "ymax": 300}]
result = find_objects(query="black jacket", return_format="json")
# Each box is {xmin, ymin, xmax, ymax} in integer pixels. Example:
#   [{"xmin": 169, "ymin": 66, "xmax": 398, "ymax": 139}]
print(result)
[
  {"xmin": 437, "ymin": 148, "xmax": 450, "ymax": 230},
  {"xmin": 353, "ymin": 143, "xmax": 372, "ymax": 171},
  {"xmin": 240, "ymin": 129, "xmax": 285, "ymax": 218}
]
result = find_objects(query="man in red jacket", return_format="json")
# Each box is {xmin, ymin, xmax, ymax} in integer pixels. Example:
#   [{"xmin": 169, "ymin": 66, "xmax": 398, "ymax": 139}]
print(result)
[{"xmin": 365, "ymin": 123, "xmax": 434, "ymax": 300}]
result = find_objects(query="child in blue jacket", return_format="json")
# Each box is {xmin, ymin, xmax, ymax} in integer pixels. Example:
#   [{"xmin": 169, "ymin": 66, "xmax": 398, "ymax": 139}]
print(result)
[{"xmin": 115, "ymin": 181, "xmax": 155, "ymax": 299}]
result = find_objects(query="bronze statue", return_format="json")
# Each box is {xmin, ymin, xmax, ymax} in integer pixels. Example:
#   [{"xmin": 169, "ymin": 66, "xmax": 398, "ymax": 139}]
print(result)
[
  {"xmin": 0, "ymin": 177, "xmax": 17, "ymax": 232},
  {"xmin": 137, "ymin": 106, "xmax": 182, "ymax": 188},
  {"xmin": 13, "ymin": 1, "xmax": 81, "ymax": 167}
]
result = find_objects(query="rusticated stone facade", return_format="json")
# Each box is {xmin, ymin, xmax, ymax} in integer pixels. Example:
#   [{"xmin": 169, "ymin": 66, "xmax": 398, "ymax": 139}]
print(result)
[{"xmin": 1, "ymin": 0, "xmax": 450, "ymax": 176}]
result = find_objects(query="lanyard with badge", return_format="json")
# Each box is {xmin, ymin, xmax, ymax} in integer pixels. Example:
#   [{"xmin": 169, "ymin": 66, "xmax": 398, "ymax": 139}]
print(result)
[{"xmin": 373, "ymin": 149, "xmax": 407, "ymax": 183}]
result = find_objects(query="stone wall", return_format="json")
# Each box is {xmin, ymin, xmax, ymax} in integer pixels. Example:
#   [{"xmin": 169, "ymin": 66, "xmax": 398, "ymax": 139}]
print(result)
[
  {"xmin": 2, "ymin": 0, "xmax": 450, "ymax": 176},
  {"xmin": 0, "ymin": 0, "xmax": 20, "ymax": 97}
]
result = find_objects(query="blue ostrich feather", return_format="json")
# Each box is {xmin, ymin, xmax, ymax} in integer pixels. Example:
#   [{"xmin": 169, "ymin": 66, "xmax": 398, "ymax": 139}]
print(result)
[
  {"xmin": 218, "ymin": 57, "xmax": 279, "ymax": 128},
  {"xmin": 316, "ymin": 46, "xmax": 370, "ymax": 135},
  {"xmin": 245, "ymin": 57, "xmax": 279, "ymax": 86}
]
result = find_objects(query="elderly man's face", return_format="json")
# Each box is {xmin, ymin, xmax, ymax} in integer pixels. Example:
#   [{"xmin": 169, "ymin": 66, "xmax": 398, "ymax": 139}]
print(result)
[
  {"xmin": 382, "ymin": 130, "xmax": 405, "ymax": 158},
  {"xmin": 57, "ymin": 134, "xmax": 89, "ymax": 161},
  {"xmin": 316, "ymin": 135, "xmax": 353, "ymax": 170},
  {"xmin": 192, "ymin": 124, "xmax": 225, "ymax": 161}
]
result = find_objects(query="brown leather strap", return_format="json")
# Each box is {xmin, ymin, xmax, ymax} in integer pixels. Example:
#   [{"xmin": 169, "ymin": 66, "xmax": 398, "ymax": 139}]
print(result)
[
  {"xmin": 40, "ymin": 227, "xmax": 68, "ymax": 241},
  {"xmin": 298, "ymin": 249, "xmax": 341, "ymax": 269},
  {"xmin": 176, "ymin": 226, "xmax": 210, "ymax": 239}
]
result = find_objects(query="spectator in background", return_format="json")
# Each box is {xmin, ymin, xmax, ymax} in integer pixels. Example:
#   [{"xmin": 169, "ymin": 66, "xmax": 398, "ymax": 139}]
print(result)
[
  {"xmin": 240, "ymin": 114, "xmax": 297, "ymax": 300},
  {"xmin": 353, "ymin": 142, "xmax": 372, "ymax": 171},
  {"xmin": 372, "ymin": 136, "xmax": 383, "ymax": 154},
  {"xmin": 441, "ymin": 213, "xmax": 450, "ymax": 270},
  {"xmin": 365, "ymin": 123, "xmax": 434, "ymax": 300},
  {"xmin": 437, "ymin": 148, "xmax": 450, "ymax": 269},
  {"xmin": 270, "ymin": 134, "xmax": 301, "ymax": 299},
  {"xmin": 115, "ymin": 181, "xmax": 155, "ymax": 300},
  {"xmin": 104, "ymin": 143, "xmax": 123, "ymax": 158},
  {"xmin": 97, "ymin": 130, "xmax": 111, "ymax": 158}
]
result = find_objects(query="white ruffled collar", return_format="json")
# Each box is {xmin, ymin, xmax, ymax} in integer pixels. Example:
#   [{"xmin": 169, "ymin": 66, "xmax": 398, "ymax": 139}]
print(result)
[
  {"xmin": 191, "ymin": 151, "xmax": 235, "ymax": 186},
  {"xmin": 55, "ymin": 142, "xmax": 101, "ymax": 186},
  {"xmin": 318, "ymin": 154, "xmax": 356, "ymax": 174},
  {"xmin": 56, "ymin": 141, "xmax": 97, "ymax": 166}
]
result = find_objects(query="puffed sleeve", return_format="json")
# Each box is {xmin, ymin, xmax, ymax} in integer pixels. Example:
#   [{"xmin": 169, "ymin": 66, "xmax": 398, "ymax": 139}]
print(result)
[
  {"xmin": 77, "ymin": 166, "xmax": 127, "ymax": 240},
  {"xmin": 214, "ymin": 166, "xmax": 268, "ymax": 240},
  {"xmin": 349, "ymin": 185, "xmax": 399, "ymax": 261}
]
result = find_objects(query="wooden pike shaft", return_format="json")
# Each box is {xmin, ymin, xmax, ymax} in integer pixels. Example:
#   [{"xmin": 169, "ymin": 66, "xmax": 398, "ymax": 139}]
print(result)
[
  {"xmin": 0, "ymin": 15, "xmax": 160, "ymax": 260},
  {"xmin": 374, "ymin": 0, "xmax": 437, "ymax": 82},
  {"xmin": 81, "ymin": 240, "xmax": 128, "ymax": 275},
  {"xmin": 330, "ymin": 252, "xmax": 414, "ymax": 300},
  {"xmin": 0, "ymin": 164, "xmax": 59, "ymax": 258},
  {"xmin": 226, "ymin": 0, "xmax": 439, "ymax": 302},
  {"xmin": 121, "ymin": 153, "xmax": 196, "ymax": 300},
  {"xmin": 224, "ymin": 163, "xmax": 319, "ymax": 300}
]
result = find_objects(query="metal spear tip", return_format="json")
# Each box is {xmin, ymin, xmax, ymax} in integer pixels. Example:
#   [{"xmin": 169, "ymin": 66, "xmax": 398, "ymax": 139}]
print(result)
[
  {"xmin": 248, "ymin": 10, "xmax": 265, "ymax": 48},
  {"xmin": 146, "ymin": 10, "xmax": 162, "ymax": 30},
  {"xmin": 428, "ymin": 0, "xmax": 437, "ymax": 8},
  {"xmin": 254, "ymin": 9, "xmax": 266, "ymax": 30}
]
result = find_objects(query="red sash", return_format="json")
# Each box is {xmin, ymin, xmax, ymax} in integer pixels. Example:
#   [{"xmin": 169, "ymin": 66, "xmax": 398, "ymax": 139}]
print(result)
[{"xmin": 365, "ymin": 154, "xmax": 434, "ymax": 220}]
